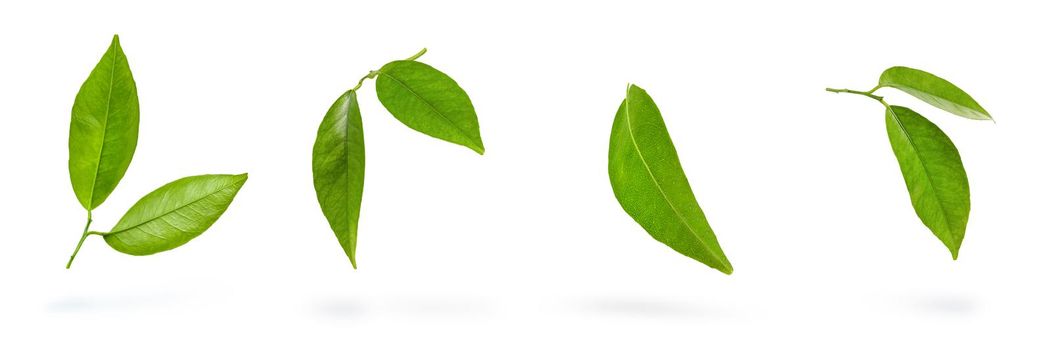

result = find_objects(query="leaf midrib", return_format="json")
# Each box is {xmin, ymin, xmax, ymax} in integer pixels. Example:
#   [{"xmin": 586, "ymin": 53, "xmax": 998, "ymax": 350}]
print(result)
[
  {"xmin": 342, "ymin": 94, "xmax": 356, "ymax": 251},
  {"xmin": 622, "ymin": 93, "xmax": 726, "ymax": 269},
  {"xmin": 892, "ymin": 84, "xmax": 983, "ymax": 113},
  {"xmin": 87, "ymin": 42, "xmax": 120, "ymax": 207},
  {"xmin": 106, "ymin": 179, "xmax": 241, "ymax": 236},
  {"xmin": 377, "ymin": 69, "xmax": 482, "ymax": 150}
]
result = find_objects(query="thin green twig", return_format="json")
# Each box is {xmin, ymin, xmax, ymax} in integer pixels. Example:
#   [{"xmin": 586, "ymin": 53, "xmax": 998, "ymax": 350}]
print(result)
[
  {"xmin": 349, "ymin": 48, "xmax": 427, "ymax": 92},
  {"xmin": 66, "ymin": 211, "xmax": 93, "ymax": 269}
]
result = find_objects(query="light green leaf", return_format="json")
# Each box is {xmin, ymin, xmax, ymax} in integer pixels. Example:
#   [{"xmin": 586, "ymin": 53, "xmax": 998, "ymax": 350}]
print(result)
[
  {"xmin": 102, "ymin": 174, "xmax": 248, "ymax": 256},
  {"xmin": 608, "ymin": 84, "xmax": 733, "ymax": 274},
  {"xmin": 885, "ymin": 105, "xmax": 970, "ymax": 258},
  {"xmin": 375, "ymin": 60, "xmax": 484, "ymax": 154},
  {"xmin": 879, "ymin": 66, "xmax": 992, "ymax": 121},
  {"xmin": 69, "ymin": 34, "xmax": 139, "ymax": 210},
  {"xmin": 312, "ymin": 90, "xmax": 365, "ymax": 268}
]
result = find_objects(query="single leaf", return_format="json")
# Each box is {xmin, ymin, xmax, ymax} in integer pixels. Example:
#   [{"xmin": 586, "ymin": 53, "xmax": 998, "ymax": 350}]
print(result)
[
  {"xmin": 312, "ymin": 90, "xmax": 365, "ymax": 268},
  {"xmin": 885, "ymin": 105, "xmax": 970, "ymax": 258},
  {"xmin": 374, "ymin": 60, "xmax": 484, "ymax": 154},
  {"xmin": 608, "ymin": 84, "xmax": 733, "ymax": 274},
  {"xmin": 69, "ymin": 34, "xmax": 139, "ymax": 210},
  {"xmin": 878, "ymin": 66, "xmax": 992, "ymax": 121},
  {"xmin": 102, "ymin": 174, "xmax": 248, "ymax": 255}
]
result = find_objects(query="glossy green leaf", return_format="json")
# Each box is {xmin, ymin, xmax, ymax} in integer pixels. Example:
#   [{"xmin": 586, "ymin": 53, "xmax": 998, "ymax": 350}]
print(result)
[
  {"xmin": 885, "ymin": 105, "xmax": 970, "ymax": 258},
  {"xmin": 312, "ymin": 90, "xmax": 365, "ymax": 268},
  {"xmin": 69, "ymin": 34, "xmax": 139, "ymax": 210},
  {"xmin": 101, "ymin": 174, "xmax": 248, "ymax": 256},
  {"xmin": 608, "ymin": 84, "xmax": 733, "ymax": 274},
  {"xmin": 879, "ymin": 66, "xmax": 992, "ymax": 121},
  {"xmin": 375, "ymin": 60, "xmax": 484, "ymax": 154}
]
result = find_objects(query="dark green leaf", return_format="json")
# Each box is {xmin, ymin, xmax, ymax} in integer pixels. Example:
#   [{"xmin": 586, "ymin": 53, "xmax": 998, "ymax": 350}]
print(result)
[
  {"xmin": 312, "ymin": 90, "xmax": 365, "ymax": 268},
  {"xmin": 375, "ymin": 60, "xmax": 484, "ymax": 154},
  {"xmin": 69, "ymin": 34, "xmax": 139, "ymax": 210},
  {"xmin": 102, "ymin": 174, "xmax": 248, "ymax": 255},
  {"xmin": 608, "ymin": 84, "xmax": 733, "ymax": 274},
  {"xmin": 885, "ymin": 105, "xmax": 970, "ymax": 258},
  {"xmin": 879, "ymin": 66, "xmax": 992, "ymax": 121}
]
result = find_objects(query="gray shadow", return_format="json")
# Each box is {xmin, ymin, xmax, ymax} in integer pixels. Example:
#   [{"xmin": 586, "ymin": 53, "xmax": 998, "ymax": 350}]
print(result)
[
  {"xmin": 575, "ymin": 297, "xmax": 726, "ymax": 319},
  {"xmin": 47, "ymin": 292, "xmax": 179, "ymax": 313},
  {"xmin": 906, "ymin": 294, "xmax": 977, "ymax": 316},
  {"xmin": 312, "ymin": 299, "xmax": 368, "ymax": 319},
  {"xmin": 311, "ymin": 296, "xmax": 492, "ymax": 319},
  {"xmin": 388, "ymin": 297, "xmax": 493, "ymax": 317}
]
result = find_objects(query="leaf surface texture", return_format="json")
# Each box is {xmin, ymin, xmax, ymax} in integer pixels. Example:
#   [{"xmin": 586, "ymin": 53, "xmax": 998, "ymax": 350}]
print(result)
[
  {"xmin": 608, "ymin": 85, "xmax": 732, "ymax": 274},
  {"xmin": 69, "ymin": 35, "xmax": 139, "ymax": 210},
  {"xmin": 885, "ymin": 105, "xmax": 970, "ymax": 258},
  {"xmin": 103, "ymin": 174, "xmax": 248, "ymax": 255},
  {"xmin": 312, "ymin": 91, "xmax": 365, "ymax": 268},
  {"xmin": 375, "ymin": 60, "xmax": 484, "ymax": 154}
]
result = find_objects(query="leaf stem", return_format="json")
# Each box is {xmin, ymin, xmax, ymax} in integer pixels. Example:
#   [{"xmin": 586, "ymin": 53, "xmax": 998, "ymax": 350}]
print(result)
[
  {"xmin": 404, "ymin": 48, "xmax": 427, "ymax": 61},
  {"xmin": 825, "ymin": 87, "xmax": 891, "ymax": 108},
  {"xmin": 66, "ymin": 212, "xmax": 93, "ymax": 269},
  {"xmin": 349, "ymin": 49, "xmax": 427, "ymax": 92}
]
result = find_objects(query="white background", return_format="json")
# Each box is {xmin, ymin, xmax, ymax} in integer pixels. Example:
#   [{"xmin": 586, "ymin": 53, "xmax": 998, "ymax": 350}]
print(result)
[{"xmin": 1, "ymin": 0, "xmax": 1048, "ymax": 348}]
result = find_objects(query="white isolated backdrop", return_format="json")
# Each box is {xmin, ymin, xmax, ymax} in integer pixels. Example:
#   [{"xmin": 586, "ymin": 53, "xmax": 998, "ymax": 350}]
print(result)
[{"xmin": 0, "ymin": 0, "xmax": 1048, "ymax": 348}]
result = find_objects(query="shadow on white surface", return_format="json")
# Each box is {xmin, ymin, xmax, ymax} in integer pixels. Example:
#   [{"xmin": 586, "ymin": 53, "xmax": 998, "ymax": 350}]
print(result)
[
  {"xmin": 312, "ymin": 299, "xmax": 368, "ymax": 319},
  {"xmin": 573, "ymin": 297, "xmax": 729, "ymax": 320},
  {"xmin": 312, "ymin": 296, "xmax": 494, "ymax": 320},
  {"xmin": 389, "ymin": 297, "xmax": 492, "ymax": 316},
  {"xmin": 905, "ymin": 294, "xmax": 978, "ymax": 316},
  {"xmin": 47, "ymin": 292, "xmax": 180, "ymax": 313}
]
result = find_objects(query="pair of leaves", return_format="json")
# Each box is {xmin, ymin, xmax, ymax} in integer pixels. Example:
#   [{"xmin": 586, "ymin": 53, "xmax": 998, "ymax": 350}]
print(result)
[
  {"xmin": 608, "ymin": 85, "xmax": 733, "ymax": 274},
  {"xmin": 67, "ymin": 35, "xmax": 247, "ymax": 267},
  {"xmin": 607, "ymin": 67, "xmax": 989, "ymax": 273},
  {"xmin": 313, "ymin": 52, "xmax": 483, "ymax": 268},
  {"xmin": 842, "ymin": 66, "xmax": 990, "ymax": 259}
]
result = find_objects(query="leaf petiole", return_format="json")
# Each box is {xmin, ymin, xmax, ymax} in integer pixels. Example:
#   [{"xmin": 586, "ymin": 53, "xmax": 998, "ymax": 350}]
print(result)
[
  {"xmin": 349, "ymin": 49, "xmax": 427, "ymax": 92},
  {"xmin": 826, "ymin": 87, "xmax": 890, "ymax": 108},
  {"xmin": 66, "ymin": 212, "xmax": 93, "ymax": 269},
  {"xmin": 403, "ymin": 48, "xmax": 427, "ymax": 61}
]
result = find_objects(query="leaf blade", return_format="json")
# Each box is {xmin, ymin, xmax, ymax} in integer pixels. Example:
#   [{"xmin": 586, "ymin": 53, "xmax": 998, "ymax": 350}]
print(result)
[
  {"xmin": 608, "ymin": 84, "xmax": 733, "ymax": 274},
  {"xmin": 885, "ymin": 106, "xmax": 970, "ymax": 258},
  {"xmin": 69, "ymin": 34, "xmax": 139, "ymax": 210},
  {"xmin": 879, "ymin": 66, "xmax": 992, "ymax": 121},
  {"xmin": 375, "ymin": 60, "xmax": 484, "ymax": 154},
  {"xmin": 102, "ymin": 174, "xmax": 248, "ymax": 256},
  {"xmin": 312, "ymin": 90, "xmax": 365, "ymax": 268}
]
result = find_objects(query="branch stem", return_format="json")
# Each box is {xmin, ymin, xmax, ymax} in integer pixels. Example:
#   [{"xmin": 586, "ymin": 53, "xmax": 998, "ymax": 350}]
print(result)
[
  {"xmin": 825, "ymin": 86, "xmax": 891, "ymax": 108},
  {"xmin": 349, "ymin": 48, "xmax": 427, "ymax": 92},
  {"xmin": 66, "ymin": 212, "xmax": 92, "ymax": 269},
  {"xmin": 404, "ymin": 48, "xmax": 427, "ymax": 61}
]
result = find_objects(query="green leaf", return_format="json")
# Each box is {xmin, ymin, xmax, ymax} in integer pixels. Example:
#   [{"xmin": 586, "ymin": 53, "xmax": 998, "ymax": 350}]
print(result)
[
  {"xmin": 608, "ymin": 84, "xmax": 733, "ymax": 274},
  {"xmin": 878, "ymin": 66, "xmax": 992, "ymax": 121},
  {"xmin": 885, "ymin": 105, "xmax": 970, "ymax": 258},
  {"xmin": 312, "ymin": 90, "xmax": 365, "ymax": 268},
  {"xmin": 102, "ymin": 174, "xmax": 248, "ymax": 256},
  {"xmin": 375, "ymin": 60, "xmax": 484, "ymax": 154},
  {"xmin": 69, "ymin": 34, "xmax": 139, "ymax": 210}
]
